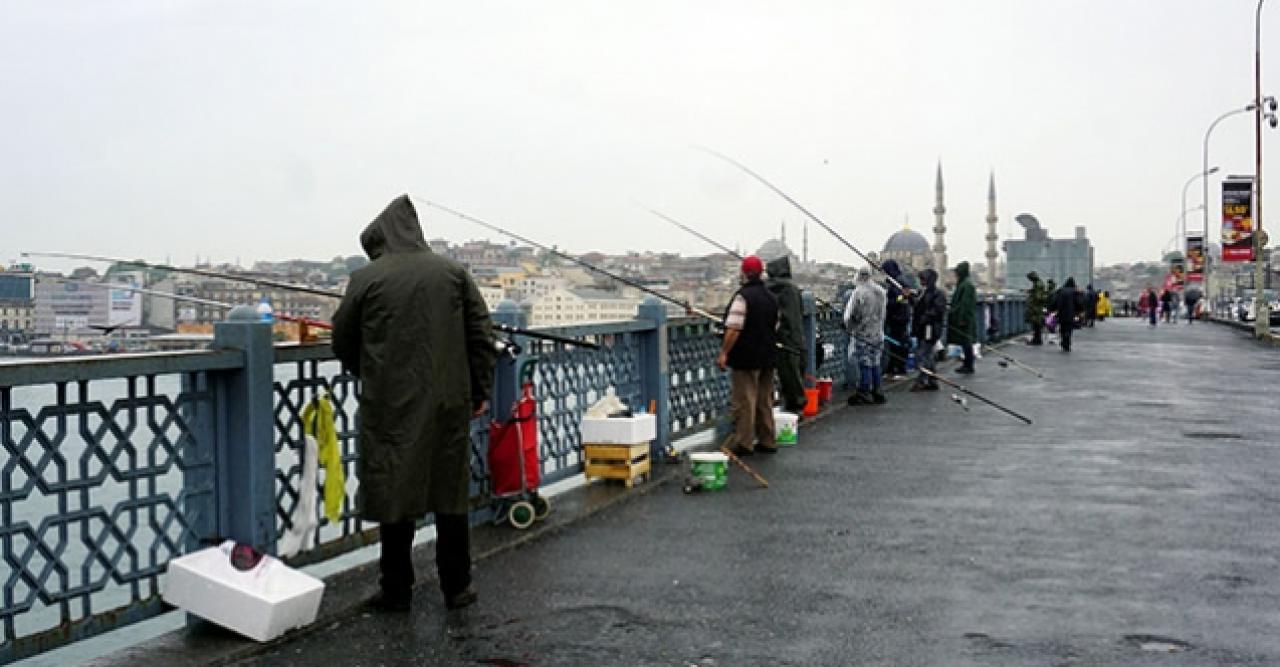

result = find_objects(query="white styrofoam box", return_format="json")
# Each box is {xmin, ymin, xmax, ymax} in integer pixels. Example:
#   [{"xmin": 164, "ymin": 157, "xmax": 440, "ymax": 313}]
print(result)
[
  {"xmin": 164, "ymin": 542, "xmax": 325, "ymax": 642},
  {"xmin": 580, "ymin": 413, "xmax": 656, "ymax": 444}
]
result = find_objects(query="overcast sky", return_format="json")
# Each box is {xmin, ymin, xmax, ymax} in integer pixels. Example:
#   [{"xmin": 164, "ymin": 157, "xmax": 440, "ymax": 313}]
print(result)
[{"xmin": 4, "ymin": 0, "xmax": 1280, "ymax": 272}]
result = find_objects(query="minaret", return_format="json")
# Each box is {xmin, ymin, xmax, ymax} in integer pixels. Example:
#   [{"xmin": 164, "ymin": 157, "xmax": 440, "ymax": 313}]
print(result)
[
  {"xmin": 985, "ymin": 171, "xmax": 999, "ymax": 288},
  {"xmin": 932, "ymin": 161, "xmax": 948, "ymax": 271},
  {"xmin": 781, "ymin": 221, "xmax": 787, "ymax": 246},
  {"xmin": 802, "ymin": 221, "xmax": 809, "ymax": 266}
]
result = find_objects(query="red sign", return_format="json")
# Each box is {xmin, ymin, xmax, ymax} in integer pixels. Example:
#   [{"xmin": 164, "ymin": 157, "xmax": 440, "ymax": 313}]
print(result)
[{"xmin": 1222, "ymin": 177, "xmax": 1255, "ymax": 262}]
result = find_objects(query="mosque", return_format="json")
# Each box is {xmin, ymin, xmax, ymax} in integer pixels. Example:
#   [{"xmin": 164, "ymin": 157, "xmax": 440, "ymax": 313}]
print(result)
[{"xmin": 752, "ymin": 162, "xmax": 1008, "ymax": 290}]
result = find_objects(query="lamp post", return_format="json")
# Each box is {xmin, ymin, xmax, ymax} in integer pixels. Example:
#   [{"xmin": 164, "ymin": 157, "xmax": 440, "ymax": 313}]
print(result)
[
  {"xmin": 1204, "ymin": 105, "xmax": 1256, "ymax": 305},
  {"xmin": 1181, "ymin": 167, "xmax": 1218, "ymax": 254},
  {"xmin": 1255, "ymin": 0, "xmax": 1278, "ymax": 336}
]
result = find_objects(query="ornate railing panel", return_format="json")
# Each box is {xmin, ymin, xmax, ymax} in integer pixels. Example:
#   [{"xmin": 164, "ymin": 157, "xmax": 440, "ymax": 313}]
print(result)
[
  {"xmin": 816, "ymin": 309, "xmax": 850, "ymax": 387},
  {"xmin": 666, "ymin": 318, "xmax": 729, "ymax": 436},
  {"xmin": 0, "ymin": 351, "xmax": 238, "ymax": 663},
  {"xmin": 523, "ymin": 323, "xmax": 646, "ymax": 485}
]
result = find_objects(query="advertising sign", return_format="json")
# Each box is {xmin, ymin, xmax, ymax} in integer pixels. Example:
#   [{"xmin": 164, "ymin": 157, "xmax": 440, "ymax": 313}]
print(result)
[
  {"xmin": 108, "ymin": 284, "xmax": 142, "ymax": 327},
  {"xmin": 1186, "ymin": 233, "xmax": 1205, "ymax": 282},
  {"xmin": 1168, "ymin": 256, "xmax": 1186, "ymax": 289},
  {"xmin": 1222, "ymin": 177, "xmax": 1255, "ymax": 262}
]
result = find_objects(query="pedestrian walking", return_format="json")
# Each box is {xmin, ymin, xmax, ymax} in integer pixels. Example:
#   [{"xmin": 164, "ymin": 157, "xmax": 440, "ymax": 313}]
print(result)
[
  {"xmin": 1096, "ymin": 290, "xmax": 1112, "ymax": 322},
  {"xmin": 909, "ymin": 267, "xmax": 947, "ymax": 392},
  {"xmin": 1025, "ymin": 271, "xmax": 1048, "ymax": 345},
  {"xmin": 844, "ymin": 266, "xmax": 888, "ymax": 405},
  {"xmin": 717, "ymin": 255, "xmax": 779, "ymax": 457},
  {"xmin": 332, "ymin": 195, "xmax": 497, "ymax": 613},
  {"xmin": 1051, "ymin": 277, "xmax": 1080, "ymax": 352},
  {"xmin": 1160, "ymin": 289, "xmax": 1173, "ymax": 323},
  {"xmin": 765, "ymin": 256, "xmax": 806, "ymax": 414},
  {"xmin": 1184, "ymin": 286, "xmax": 1203, "ymax": 324},
  {"xmin": 1146, "ymin": 286, "xmax": 1159, "ymax": 327},
  {"xmin": 949, "ymin": 261, "xmax": 978, "ymax": 374},
  {"xmin": 881, "ymin": 260, "xmax": 912, "ymax": 379}
]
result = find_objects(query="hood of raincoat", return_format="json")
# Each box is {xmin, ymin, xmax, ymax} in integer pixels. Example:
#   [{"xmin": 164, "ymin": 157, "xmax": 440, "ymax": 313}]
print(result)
[
  {"xmin": 882, "ymin": 259, "xmax": 902, "ymax": 279},
  {"xmin": 954, "ymin": 261, "xmax": 971, "ymax": 282},
  {"xmin": 766, "ymin": 255, "xmax": 793, "ymax": 279},
  {"xmin": 360, "ymin": 195, "xmax": 429, "ymax": 260},
  {"xmin": 1064, "ymin": 277, "xmax": 1077, "ymax": 289},
  {"xmin": 1027, "ymin": 271, "xmax": 1040, "ymax": 283},
  {"xmin": 919, "ymin": 268, "xmax": 939, "ymax": 289}
]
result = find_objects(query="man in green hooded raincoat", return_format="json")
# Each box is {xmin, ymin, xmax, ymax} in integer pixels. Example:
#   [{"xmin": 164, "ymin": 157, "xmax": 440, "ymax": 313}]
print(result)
[
  {"xmin": 1025, "ymin": 271, "xmax": 1048, "ymax": 345},
  {"xmin": 948, "ymin": 261, "xmax": 978, "ymax": 374},
  {"xmin": 765, "ymin": 256, "xmax": 807, "ymax": 414},
  {"xmin": 332, "ymin": 195, "xmax": 496, "ymax": 612}
]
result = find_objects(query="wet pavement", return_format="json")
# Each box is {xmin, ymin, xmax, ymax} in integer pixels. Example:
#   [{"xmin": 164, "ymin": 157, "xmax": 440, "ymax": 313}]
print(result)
[{"xmin": 241, "ymin": 319, "xmax": 1280, "ymax": 666}]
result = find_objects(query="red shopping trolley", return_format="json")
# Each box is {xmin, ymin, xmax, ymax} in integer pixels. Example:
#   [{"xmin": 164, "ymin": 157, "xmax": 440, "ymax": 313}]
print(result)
[{"xmin": 487, "ymin": 359, "xmax": 549, "ymax": 529}]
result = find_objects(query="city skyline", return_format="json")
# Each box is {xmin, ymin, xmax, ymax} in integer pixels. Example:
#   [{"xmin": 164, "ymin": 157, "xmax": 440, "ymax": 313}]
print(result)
[{"xmin": 5, "ymin": 2, "xmax": 1279, "ymax": 273}]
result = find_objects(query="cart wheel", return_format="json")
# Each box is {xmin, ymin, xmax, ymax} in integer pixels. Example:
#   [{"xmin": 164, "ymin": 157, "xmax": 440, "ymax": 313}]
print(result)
[
  {"xmin": 531, "ymin": 494, "xmax": 551, "ymax": 520},
  {"xmin": 508, "ymin": 501, "xmax": 536, "ymax": 530}
]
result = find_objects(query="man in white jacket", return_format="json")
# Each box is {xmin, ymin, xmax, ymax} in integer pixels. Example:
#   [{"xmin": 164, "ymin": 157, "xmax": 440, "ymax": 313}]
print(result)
[{"xmin": 843, "ymin": 267, "xmax": 888, "ymax": 405}]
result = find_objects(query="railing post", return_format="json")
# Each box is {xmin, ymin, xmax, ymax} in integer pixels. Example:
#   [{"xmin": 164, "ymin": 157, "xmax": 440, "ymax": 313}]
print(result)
[
  {"xmin": 802, "ymin": 290, "xmax": 817, "ymax": 381},
  {"xmin": 490, "ymin": 300, "xmax": 527, "ymax": 421},
  {"xmin": 637, "ymin": 298, "xmax": 670, "ymax": 459},
  {"xmin": 210, "ymin": 306, "xmax": 277, "ymax": 554}
]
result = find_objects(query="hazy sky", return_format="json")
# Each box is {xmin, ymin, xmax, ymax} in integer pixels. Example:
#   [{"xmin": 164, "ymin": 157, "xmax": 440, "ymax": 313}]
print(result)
[{"xmin": 4, "ymin": 1, "xmax": 1280, "ymax": 272}]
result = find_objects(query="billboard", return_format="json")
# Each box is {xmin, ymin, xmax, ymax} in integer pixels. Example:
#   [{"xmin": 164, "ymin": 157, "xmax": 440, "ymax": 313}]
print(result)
[
  {"xmin": 1186, "ymin": 233, "xmax": 1205, "ymax": 282},
  {"xmin": 107, "ymin": 284, "xmax": 142, "ymax": 327},
  {"xmin": 1222, "ymin": 177, "xmax": 1255, "ymax": 262}
]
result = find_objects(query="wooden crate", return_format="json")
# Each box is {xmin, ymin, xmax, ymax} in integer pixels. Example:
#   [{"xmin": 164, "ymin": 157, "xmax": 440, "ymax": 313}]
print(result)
[{"xmin": 583, "ymin": 442, "xmax": 651, "ymax": 488}]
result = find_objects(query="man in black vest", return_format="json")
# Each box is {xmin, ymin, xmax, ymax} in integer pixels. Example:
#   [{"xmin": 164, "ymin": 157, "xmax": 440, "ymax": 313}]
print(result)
[{"xmin": 717, "ymin": 255, "xmax": 780, "ymax": 457}]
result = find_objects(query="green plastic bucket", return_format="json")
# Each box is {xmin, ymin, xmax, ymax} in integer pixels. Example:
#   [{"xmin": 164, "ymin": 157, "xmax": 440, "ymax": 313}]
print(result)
[
  {"xmin": 774, "ymin": 411, "xmax": 799, "ymax": 446},
  {"xmin": 689, "ymin": 452, "xmax": 728, "ymax": 491}
]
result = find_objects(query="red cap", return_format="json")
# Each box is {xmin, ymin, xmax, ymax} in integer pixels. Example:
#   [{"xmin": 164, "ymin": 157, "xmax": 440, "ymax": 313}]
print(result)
[{"xmin": 741, "ymin": 255, "xmax": 764, "ymax": 277}]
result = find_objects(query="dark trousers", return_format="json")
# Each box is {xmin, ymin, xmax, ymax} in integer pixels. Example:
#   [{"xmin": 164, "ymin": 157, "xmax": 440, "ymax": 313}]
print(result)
[
  {"xmin": 1060, "ymin": 327, "xmax": 1073, "ymax": 351},
  {"xmin": 380, "ymin": 514, "xmax": 472, "ymax": 601},
  {"xmin": 961, "ymin": 342, "xmax": 975, "ymax": 370},
  {"xmin": 776, "ymin": 350, "xmax": 806, "ymax": 413},
  {"xmin": 885, "ymin": 324, "xmax": 910, "ymax": 375},
  {"xmin": 1030, "ymin": 323, "xmax": 1043, "ymax": 344}
]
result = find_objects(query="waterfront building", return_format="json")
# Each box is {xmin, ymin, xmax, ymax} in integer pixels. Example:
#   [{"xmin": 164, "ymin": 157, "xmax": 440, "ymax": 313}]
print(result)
[{"xmin": 1004, "ymin": 214, "xmax": 1094, "ymax": 291}]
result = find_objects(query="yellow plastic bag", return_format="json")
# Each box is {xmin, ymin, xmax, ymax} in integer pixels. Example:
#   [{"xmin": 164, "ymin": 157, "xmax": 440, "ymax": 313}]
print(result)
[{"xmin": 301, "ymin": 395, "xmax": 345, "ymax": 524}]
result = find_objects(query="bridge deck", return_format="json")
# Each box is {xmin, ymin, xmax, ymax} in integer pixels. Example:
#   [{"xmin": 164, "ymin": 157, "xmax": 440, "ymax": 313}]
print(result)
[{"xmin": 138, "ymin": 320, "xmax": 1280, "ymax": 665}]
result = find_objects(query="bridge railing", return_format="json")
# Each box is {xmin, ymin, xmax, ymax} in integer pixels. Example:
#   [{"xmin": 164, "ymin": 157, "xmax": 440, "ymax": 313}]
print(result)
[{"xmin": 1, "ymin": 290, "xmax": 1025, "ymax": 661}]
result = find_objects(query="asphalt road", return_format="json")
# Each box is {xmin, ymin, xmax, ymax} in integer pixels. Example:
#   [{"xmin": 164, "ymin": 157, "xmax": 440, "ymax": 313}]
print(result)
[{"xmin": 245, "ymin": 318, "xmax": 1280, "ymax": 666}]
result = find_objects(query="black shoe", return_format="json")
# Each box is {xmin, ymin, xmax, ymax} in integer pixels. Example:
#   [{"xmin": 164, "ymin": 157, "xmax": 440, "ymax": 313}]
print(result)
[
  {"xmin": 955, "ymin": 367, "xmax": 975, "ymax": 375},
  {"xmin": 730, "ymin": 445, "xmax": 755, "ymax": 457},
  {"xmin": 871, "ymin": 391, "xmax": 887, "ymax": 405},
  {"xmin": 909, "ymin": 382, "xmax": 929, "ymax": 392},
  {"xmin": 445, "ymin": 587, "xmax": 478, "ymax": 610},
  {"xmin": 847, "ymin": 391, "xmax": 873, "ymax": 406},
  {"xmin": 369, "ymin": 590, "xmax": 411, "ymax": 613},
  {"xmin": 756, "ymin": 445, "xmax": 779, "ymax": 454},
  {"xmin": 924, "ymin": 382, "xmax": 941, "ymax": 391}
]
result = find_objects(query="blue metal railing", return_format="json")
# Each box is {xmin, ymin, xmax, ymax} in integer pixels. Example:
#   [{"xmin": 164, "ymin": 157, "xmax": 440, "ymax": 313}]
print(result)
[{"xmin": 1, "ymin": 291, "xmax": 1026, "ymax": 661}]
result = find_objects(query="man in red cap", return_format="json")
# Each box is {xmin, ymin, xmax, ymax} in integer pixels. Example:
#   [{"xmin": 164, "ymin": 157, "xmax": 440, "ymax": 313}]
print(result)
[{"xmin": 716, "ymin": 255, "xmax": 780, "ymax": 456}]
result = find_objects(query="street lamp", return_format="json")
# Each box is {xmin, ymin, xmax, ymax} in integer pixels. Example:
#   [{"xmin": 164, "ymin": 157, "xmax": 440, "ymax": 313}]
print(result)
[
  {"xmin": 1203, "ymin": 104, "xmax": 1256, "ymax": 304},
  {"xmin": 1255, "ymin": 0, "xmax": 1277, "ymax": 336},
  {"xmin": 1181, "ymin": 167, "xmax": 1218, "ymax": 251}
]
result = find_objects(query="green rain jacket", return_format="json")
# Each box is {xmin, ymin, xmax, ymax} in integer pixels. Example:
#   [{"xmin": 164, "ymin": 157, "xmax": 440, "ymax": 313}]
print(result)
[
  {"xmin": 332, "ymin": 195, "xmax": 496, "ymax": 521},
  {"xmin": 948, "ymin": 261, "xmax": 978, "ymax": 346},
  {"xmin": 1025, "ymin": 272, "xmax": 1048, "ymax": 327},
  {"xmin": 765, "ymin": 256, "xmax": 805, "ymax": 352}
]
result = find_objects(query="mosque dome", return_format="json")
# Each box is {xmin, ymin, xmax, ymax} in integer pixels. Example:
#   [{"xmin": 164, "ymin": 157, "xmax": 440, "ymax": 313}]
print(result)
[
  {"xmin": 756, "ymin": 238, "xmax": 796, "ymax": 262},
  {"xmin": 884, "ymin": 228, "xmax": 931, "ymax": 254}
]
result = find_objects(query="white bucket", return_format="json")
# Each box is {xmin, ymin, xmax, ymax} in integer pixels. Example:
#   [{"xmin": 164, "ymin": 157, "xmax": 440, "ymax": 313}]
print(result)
[{"xmin": 774, "ymin": 411, "xmax": 799, "ymax": 446}]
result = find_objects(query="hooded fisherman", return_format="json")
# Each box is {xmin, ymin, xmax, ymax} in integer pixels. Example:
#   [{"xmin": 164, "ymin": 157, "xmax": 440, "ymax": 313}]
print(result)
[
  {"xmin": 1025, "ymin": 271, "xmax": 1048, "ymax": 345},
  {"xmin": 843, "ymin": 266, "xmax": 888, "ymax": 405},
  {"xmin": 909, "ymin": 267, "xmax": 947, "ymax": 391},
  {"xmin": 332, "ymin": 195, "xmax": 497, "ymax": 612},
  {"xmin": 949, "ymin": 261, "xmax": 978, "ymax": 374},
  {"xmin": 765, "ymin": 255, "xmax": 807, "ymax": 415},
  {"xmin": 880, "ymin": 260, "xmax": 912, "ymax": 379}
]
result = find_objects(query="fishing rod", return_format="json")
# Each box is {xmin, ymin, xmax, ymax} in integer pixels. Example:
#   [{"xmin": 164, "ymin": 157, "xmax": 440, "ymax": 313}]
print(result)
[
  {"xmin": 694, "ymin": 147, "xmax": 1046, "ymax": 380},
  {"xmin": 418, "ymin": 199, "xmax": 723, "ymax": 323},
  {"xmin": 493, "ymin": 322, "xmax": 600, "ymax": 350},
  {"xmin": 856, "ymin": 331, "xmax": 1032, "ymax": 425},
  {"xmin": 636, "ymin": 203, "xmax": 839, "ymax": 312},
  {"xmin": 22, "ymin": 251, "xmax": 344, "ymax": 299}
]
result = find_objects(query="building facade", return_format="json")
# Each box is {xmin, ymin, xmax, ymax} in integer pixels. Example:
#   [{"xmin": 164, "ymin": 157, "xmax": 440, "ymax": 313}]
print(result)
[{"xmin": 1004, "ymin": 214, "xmax": 1094, "ymax": 291}]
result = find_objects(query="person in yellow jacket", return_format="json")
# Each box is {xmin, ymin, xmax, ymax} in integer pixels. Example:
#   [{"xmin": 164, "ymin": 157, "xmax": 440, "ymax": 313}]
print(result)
[{"xmin": 1096, "ymin": 290, "xmax": 1113, "ymax": 322}]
